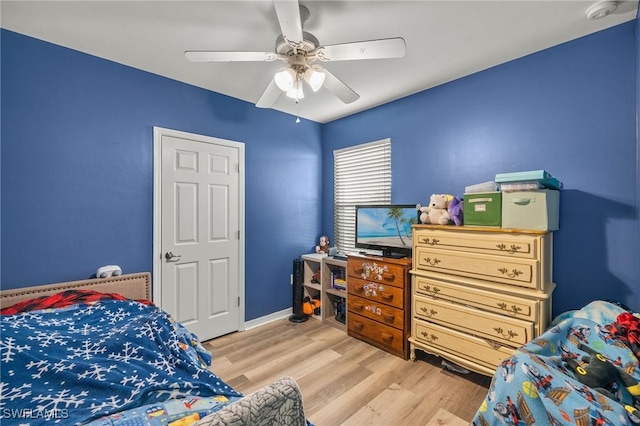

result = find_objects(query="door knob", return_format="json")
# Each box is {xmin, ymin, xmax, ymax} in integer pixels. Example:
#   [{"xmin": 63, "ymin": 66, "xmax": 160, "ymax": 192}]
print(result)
[{"xmin": 165, "ymin": 252, "xmax": 182, "ymax": 260}]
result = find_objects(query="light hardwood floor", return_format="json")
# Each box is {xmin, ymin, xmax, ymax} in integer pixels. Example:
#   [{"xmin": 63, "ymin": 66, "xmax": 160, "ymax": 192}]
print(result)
[{"xmin": 202, "ymin": 317, "xmax": 492, "ymax": 425}]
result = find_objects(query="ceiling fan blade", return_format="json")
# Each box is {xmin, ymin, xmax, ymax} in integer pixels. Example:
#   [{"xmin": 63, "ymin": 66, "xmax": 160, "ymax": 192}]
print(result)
[
  {"xmin": 185, "ymin": 51, "xmax": 278, "ymax": 62},
  {"xmin": 256, "ymin": 79, "xmax": 282, "ymax": 108},
  {"xmin": 274, "ymin": 0, "xmax": 304, "ymax": 48},
  {"xmin": 322, "ymin": 69, "xmax": 359, "ymax": 104},
  {"xmin": 316, "ymin": 38, "xmax": 406, "ymax": 62}
]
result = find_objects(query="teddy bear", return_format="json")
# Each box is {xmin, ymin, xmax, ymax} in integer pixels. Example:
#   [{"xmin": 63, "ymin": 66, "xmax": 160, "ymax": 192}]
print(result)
[
  {"xmin": 448, "ymin": 195, "xmax": 464, "ymax": 226},
  {"xmin": 417, "ymin": 194, "xmax": 451, "ymax": 225}
]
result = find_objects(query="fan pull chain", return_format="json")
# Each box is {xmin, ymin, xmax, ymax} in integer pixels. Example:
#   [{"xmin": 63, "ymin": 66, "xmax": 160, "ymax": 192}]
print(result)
[{"xmin": 295, "ymin": 99, "xmax": 301, "ymax": 123}]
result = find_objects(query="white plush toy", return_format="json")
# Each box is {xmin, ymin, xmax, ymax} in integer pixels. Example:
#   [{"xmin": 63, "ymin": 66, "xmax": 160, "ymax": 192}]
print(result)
[
  {"xmin": 417, "ymin": 194, "xmax": 452, "ymax": 225},
  {"xmin": 96, "ymin": 265, "xmax": 122, "ymax": 279}
]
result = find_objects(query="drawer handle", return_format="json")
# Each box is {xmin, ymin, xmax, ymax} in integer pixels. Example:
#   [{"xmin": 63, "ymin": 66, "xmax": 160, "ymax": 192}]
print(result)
[
  {"xmin": 420, "ymin": 331, "xmax": 438, "ymax": 343},
  {"xmin": 511, "ymin": 198, "xmax": 533, "ymax": 205},
  {"xmin": 496, "ymin": 243, "xmax": 521, "ymax": 254},
  {"xmin": 423, "ymin": 257, "xmax": 441, "ymax": 266},
  {"xmin": 498, "ymin": 267, "xmax": 523, "ymax": 278},
  {"xmin": 423, "ymin": 285, "xmax": 441, "ymax": 296},
  {"xmin": 382, "ymin": 293, "xmax": 394, "ymax": 302},
  {"xmin": 421, "ymin": 237, "xmax": 440, "ymax": 246},
  {"xmin": 483, "ymin": 338, "xmax": 503, "ymax": 349},
  {"xmin": 353, "ymin": 321, "xmax": 364, "ymax": 331},
  {"xmin": 381, "ymin": 333, "xmax": 394, "ymax": 343},
  {"xmin": 352, "ymin": 303, "xmax": 364, "ymax": 312},
  {"xmin": 382, "ymin": 314, "xmax": 395, "ymax": 323},
  {"xmin": 353, "ymin": 285, "xmax": 364, "ymax": 293},
  {"xmin": 493, "ymin": 327, "xmax": 519, "ymax": 340},
  {"xmin": 382, "ymin": 273, "xmax": 396, "ymax": 281},
  {"xmin": 420, "ymin": 307, "xmax": 437, "ymax": 317},
  {"xmin": 497, "ymin": 302, "xmax": 523, "ymax": 315},
  {"xmin": 353, "ymin": 267, "xmax": 364, "ymax": 274}
]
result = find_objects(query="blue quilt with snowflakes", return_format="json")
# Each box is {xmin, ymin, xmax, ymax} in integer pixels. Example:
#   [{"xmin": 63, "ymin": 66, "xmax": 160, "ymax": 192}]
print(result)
[
  {"xmin": 0, "ymin": 299, "xmax": 241, "ymax": 425},
  {"xmin": 472, "ymin": 301, "xmax": 640, "ymax": 426}
]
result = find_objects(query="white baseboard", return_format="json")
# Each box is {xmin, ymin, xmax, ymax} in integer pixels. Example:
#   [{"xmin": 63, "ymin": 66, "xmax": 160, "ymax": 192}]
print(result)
[{"xmin": 243, "ymin": 307, "xmax": 292, "ymax": 331}]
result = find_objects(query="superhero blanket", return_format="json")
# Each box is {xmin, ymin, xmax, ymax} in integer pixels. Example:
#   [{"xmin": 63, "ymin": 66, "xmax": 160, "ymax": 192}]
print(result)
[
  {"xmin": 472, "ymin": 301, "xmax": 640, "ymax": 426},
  {"xmin": 0, "ymin": 297, "xmax": 242, "ymax": 425}
]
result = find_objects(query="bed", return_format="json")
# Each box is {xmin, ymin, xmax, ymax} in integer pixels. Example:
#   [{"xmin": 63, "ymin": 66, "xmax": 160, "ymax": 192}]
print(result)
[
  {"xmin": 472, "ymin": 300, "xmax": 640, "ymax": 425},
  {"xmin": 0, "ymin": 273, "xmax": 309, "ymax": 426}
]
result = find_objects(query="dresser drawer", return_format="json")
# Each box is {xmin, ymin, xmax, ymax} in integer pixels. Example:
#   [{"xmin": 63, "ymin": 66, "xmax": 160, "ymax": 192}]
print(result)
[
  {"xmin": 348, "ymin": 312, "xmax": 404, "ymax": 354},
  {"xmin": 348, "ymin": 295, "xmax": 404, "ymax": 330},
  {"xmin": 413, "ymin": 297, "xmax": 533, "ymax": 347},
  {"xmin": 412, "ymin": 275, "xmax": 538, "ymax": 322},
  {"xmin": 413, "ymin": 229, "xmax": 537, "ymax": 259},
  {"xmin": 348, "ymin": 277, "xmax": 404, "ymax": 309},
  {"xmin": 412, "ymin": 320, "xmax": 514, "ymax": 371},
  {"xmin": 347, "ymin": 258, "xmax": 405, "ymax": 288},
  {"xmin": 414, "ymin": 246, "xmax": 540, "ymax": 290}
]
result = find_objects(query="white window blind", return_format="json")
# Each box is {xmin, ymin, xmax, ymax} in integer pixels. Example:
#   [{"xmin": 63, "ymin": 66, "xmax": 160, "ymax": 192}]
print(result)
[{"xmin": 334, "ymin": 139, "xmax": 391, "ymax": 253}]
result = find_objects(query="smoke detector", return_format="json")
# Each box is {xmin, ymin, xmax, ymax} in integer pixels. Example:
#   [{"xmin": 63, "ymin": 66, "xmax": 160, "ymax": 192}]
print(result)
[{"xmin": 585, "ymin": 1, "xmax": 618, "ymax": 19}]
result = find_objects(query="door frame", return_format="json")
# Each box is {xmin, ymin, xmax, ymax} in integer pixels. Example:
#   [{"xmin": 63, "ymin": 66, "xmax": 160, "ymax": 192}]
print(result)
[{"xmin": 152, "ymin": 126, "xmax": 245, "ymax": 332}]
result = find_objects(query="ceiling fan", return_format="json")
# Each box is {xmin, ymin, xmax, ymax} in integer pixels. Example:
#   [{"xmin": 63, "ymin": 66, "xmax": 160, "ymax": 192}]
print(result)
[{"xmin": 185, "ymin": 0, "xmax": 406, "ymax": 108}]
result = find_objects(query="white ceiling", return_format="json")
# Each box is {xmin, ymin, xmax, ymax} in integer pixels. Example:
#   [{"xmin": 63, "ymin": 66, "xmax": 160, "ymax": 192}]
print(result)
[{"xmin": 1, "ymin": 1, "xmax": 637, "ymax": 123}]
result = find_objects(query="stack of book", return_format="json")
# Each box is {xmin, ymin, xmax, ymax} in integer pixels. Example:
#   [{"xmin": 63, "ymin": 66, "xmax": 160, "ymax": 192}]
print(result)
[
  {"xmin": 331, "ymin": 270, "xmax": 347, "ymax": 291},
  {"xmin": 334, "ymin": 298, "xmax": 346, "ymax": 323}
]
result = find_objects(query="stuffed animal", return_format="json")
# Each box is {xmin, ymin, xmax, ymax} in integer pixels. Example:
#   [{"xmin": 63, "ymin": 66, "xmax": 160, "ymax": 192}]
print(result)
[
  {"xmin": 316, "ymin": 235, "xmax": 330, "ymax": 254},
  {"xmin": 417, "ymin": 194, "xmax": 452, "ymax": 225},
  {"xmin": 96, "ymin": 265, "xmax": 122, "ymax": 278},
  {"xmin": 448, "ymin": 195, "xmax": 464, "ymax": 226},
  {"xmin": 563, "ymin": 343, "xmax": 640, "ymax": 415},
  {"xmin": 302, "ymin": 297, "xmax": 321, "ymax": 316}
]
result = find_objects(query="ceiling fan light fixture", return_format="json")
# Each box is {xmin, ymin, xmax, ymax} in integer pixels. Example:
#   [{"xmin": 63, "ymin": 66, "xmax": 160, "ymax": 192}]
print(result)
[
  {"xmin": 275, "ymin": 67, "xmax": 296, "ymax": 91},
  {"xmin": 286, "ymin": 79, "xmax": 304, "ymax": 99},
  {"xmin": 187, "ymin": 1, "xmax": 406, "ymax": 110},
  {"xmin": 304, "ymin": 67, "xmax": 325, "ymax": 92}
]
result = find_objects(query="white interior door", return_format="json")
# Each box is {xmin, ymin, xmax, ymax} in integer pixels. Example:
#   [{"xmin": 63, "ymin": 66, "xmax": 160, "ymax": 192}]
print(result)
[{"xmin": 153, "ymin": 127, "xmax": 244, "ymax": 341}]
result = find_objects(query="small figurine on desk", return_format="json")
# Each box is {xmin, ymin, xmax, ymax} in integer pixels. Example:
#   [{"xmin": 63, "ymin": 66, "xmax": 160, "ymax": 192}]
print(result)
[{"xmin": 316, "ymin": 235, "xmax": 330, "ymax": 254}]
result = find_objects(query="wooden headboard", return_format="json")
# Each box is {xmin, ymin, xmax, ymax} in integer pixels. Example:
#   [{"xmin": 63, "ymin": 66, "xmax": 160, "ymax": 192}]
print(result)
[{"xmin": 0, "ymin": 272, "xmax": 151, "ymax": 309}]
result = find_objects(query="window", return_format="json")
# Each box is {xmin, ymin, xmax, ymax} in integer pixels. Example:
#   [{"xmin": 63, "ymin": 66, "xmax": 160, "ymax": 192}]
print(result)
[{"xmin": 334, "ymin": 139, "xmax": 391, "ymax": 253}]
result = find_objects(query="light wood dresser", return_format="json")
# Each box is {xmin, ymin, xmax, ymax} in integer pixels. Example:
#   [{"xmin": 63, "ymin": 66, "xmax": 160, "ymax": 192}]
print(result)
[
  {"xmin": 409, "ymin": 224, "xmax": 555, "ymax": 376},
  {"xmin": 347, "ymin": 255, "xmax": 412, "ymax": 359}
]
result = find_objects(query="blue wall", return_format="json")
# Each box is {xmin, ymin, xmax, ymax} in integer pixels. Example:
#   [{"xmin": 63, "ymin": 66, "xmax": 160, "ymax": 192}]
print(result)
[
  {"xmin": 0, "ymin": 30, "xmax": 323, "ymax": 321},
  {"xmin": 0, "ymin": 29, "xmax": 3, "ymax": 283},
  {"xmin": 637, "ymin": 6, "xmax": 640, "ymax": 312},
  {"xmin": 2, "ymin": 21, "xmax": 639, "ymax": 322},
  {"xmin": 323, "ymin": 22, "xmax": 639, "ymax": 316}
]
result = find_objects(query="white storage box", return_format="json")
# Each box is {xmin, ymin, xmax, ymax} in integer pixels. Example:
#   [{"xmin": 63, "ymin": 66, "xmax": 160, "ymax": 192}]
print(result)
[
  {"xmin": 500, "ymin": 181, "xmax": 544, "ymax": 192},
  {"xmin": 465, "ymin": 181, "xmax": 499, "ymax": 194},
  {"xmin": 501, "ymin": 190, "xmax": 560, "ymax": 231}
]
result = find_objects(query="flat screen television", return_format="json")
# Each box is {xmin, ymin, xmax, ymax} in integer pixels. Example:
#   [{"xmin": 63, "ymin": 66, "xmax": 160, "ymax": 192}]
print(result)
[{"xmin": 355, "ymin": 204, "xmax": 417, "ymax": 258}]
